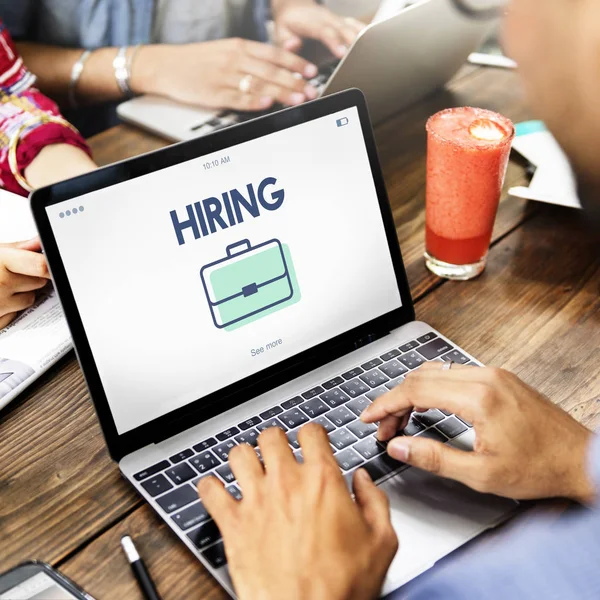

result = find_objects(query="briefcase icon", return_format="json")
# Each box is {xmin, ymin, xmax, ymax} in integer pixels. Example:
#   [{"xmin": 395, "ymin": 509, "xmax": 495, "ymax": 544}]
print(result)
[{"xmin": 200, "ymin": 238, "xmax": 298, "ymax": 330}]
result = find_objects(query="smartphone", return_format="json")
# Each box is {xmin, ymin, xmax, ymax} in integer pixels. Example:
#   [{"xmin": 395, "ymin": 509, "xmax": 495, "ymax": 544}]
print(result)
[{"xmin": 0, "ymin": 562, "xmax": 94, "ymax": 600}]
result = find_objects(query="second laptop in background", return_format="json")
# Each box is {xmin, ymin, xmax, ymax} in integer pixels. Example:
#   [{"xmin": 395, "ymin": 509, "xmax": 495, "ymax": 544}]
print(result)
[{"xmin": 117, "ymin": 0, "xmax": 495, "ymax": 142}]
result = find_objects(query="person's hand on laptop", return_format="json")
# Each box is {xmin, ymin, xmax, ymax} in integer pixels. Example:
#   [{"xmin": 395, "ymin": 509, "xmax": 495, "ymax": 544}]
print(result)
[
  {"xmin": 362, "ymin": 363, "xmax": 596, "ymax": 504},
  {"xmin": 133, "ymin": 39, "xmax": 320, "ymax": 112},
  {"xmin": 198, "ymin": 424, "xmax": 398, "ymax": 600},
  {"xmin": 0, "ymin": 238, "xmax": 50, "ymax": 329},
  {"xmin": 272, "ymin": 0, "xmax": 366, "ymax": 59}
]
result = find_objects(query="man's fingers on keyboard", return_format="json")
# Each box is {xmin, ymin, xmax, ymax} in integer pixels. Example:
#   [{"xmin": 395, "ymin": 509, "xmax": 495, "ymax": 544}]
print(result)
[
  {"xmin": 197, "ymin": 475, "xmax": 237, "ymax": 527},
  {"xmin": 257, "ymin": 426, "xmax": 297, "ymax": 474},
  {"xmin": 399, "ymin": 412, "xmax": 411, "ymax": 431},
  {"xmin": 229, "ymin": 442, "xmax": 264, "ymax": 490},
  {"xmin": 376, "ymin": 415, "xmax": 401, "ymax": 442},
  {"xmin": 363, "ymin": 379, "xmax": 478, "ymax": 426},
  {"xmin": 377, "ymin": 411, "xmax": 412, "ymax": 442},
  {"xmin": 416, "ymin": 361, "xmax": 447, "ymax": 372},
  {"xmin": 297, "ymin": 422, "xmax": 338, "ymax": 466},
  {"xmin": 361, "ymin": 390, "xmax": 412, "ymax": 424},
  {"xmin": 412, "ymin": 361, "xmax": 476, "ymax": 376},
  {"xmin": 387, "ymin": 436, "xmax": 476, "ymax": 483}
]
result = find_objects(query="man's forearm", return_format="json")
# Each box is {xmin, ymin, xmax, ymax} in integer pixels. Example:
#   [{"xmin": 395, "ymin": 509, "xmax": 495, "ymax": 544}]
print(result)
[{"xmin": 16, "ymin": 42, "xmax": 134, "ymax": 105}]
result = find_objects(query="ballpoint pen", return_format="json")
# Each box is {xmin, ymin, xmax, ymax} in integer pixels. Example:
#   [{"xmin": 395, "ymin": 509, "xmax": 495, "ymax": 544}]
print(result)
[{"xmin": 120, "ymin": 535, "xmax": 162, "ymax": 600}]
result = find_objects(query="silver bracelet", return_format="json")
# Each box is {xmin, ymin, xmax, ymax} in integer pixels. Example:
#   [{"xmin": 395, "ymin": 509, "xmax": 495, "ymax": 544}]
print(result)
[
  {"xmin": 113, "ymin": 45, "xmax": 141, "ymax": 98},
  {"xmin": 68, "ymin": 49, "xmax": 92, "ymax": 109},
  {"xmin": 113, "ymin": 46, "xmax": 131, "ymax": 97}
]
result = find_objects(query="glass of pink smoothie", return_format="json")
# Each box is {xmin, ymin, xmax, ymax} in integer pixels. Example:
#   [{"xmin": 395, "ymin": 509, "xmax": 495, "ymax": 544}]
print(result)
[{"xmin": 425, "ymin": 107, "xmax": 515, "ymax": 280}]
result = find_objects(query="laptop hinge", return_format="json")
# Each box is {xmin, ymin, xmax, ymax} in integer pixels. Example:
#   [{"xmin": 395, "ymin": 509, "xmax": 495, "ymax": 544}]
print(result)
[{"xmin": 353, "ymin": 330, "xmax": 390, "ymax": 350}]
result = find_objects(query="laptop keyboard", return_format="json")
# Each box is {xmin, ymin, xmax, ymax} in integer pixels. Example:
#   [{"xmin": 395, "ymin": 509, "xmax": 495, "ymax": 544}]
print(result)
[
  {"xmin": 189, "ymin": 59, "xmax": 341, "ymax": 136},
  {"xmin": 133, "ymin": 332, "xmax": 475, "ymax": 570}
]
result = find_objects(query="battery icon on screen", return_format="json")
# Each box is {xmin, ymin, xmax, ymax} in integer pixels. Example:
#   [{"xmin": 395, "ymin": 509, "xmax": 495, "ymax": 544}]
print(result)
[{"xmin": 336, "ymin": 117, "xmax": 349, "ymax": 127}]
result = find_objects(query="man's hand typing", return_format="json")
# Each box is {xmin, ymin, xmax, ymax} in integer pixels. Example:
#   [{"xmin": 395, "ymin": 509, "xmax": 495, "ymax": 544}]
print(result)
[
  {"xmin": 198, "ymin": 423, "xmax": 398, "ymax": 600},
  {"xmin": 362, "ymin": 363, "xmax": 595, "ymax": 504}
]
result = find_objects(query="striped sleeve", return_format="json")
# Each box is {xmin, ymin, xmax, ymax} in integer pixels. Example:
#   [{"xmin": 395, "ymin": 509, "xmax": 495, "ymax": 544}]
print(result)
[{"xmin": 0, "ymin": 20, "xmax": 91, "ymax": 196}]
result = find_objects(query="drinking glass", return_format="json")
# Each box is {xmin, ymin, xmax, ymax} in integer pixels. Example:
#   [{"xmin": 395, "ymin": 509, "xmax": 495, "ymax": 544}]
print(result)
[{"xmin": 424, "ymin": 107, "xmax": 515, "ymax": 280}]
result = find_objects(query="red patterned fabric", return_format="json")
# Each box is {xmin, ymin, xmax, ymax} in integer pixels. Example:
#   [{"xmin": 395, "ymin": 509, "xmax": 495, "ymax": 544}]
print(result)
[{"xmin": 0, "ymin": 20, "xmax": 91, "ymax": 196}]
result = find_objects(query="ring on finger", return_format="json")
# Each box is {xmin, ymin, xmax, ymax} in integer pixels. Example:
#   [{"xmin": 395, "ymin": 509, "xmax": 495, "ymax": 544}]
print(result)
[
  {"xmin": 238, "ymin": 74, "xmax": 254, "ymax": 94},
  {"xmin": 442, "ymin": 360, "xmax": 455, "ymax": 371}
]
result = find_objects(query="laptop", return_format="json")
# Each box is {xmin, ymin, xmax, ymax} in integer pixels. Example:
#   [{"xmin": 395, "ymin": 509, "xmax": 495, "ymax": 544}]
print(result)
[
  {"xmin": 32, "ymin": 90, "xmax": 515, "ymax": 598},
  {"xmin": 116, "ymin": 0, "xmax": 494, "ymax": 142}
]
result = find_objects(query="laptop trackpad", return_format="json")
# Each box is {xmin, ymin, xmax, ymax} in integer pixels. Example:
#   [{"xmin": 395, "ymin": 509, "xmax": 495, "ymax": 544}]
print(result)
[{"xmin": 379, "ymin": 466, "xmax": 516, "ymax": 595}]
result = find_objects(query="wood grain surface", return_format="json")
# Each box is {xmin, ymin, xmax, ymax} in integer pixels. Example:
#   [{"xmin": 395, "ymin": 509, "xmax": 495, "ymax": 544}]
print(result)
[{"xmin": 1, "ymin": 64, "xmax": 598, "ymax": 600}]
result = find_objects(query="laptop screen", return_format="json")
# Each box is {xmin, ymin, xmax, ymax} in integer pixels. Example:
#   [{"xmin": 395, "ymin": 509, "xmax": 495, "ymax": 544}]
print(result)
[{"xmin": 46, "ymin": 107, "xmax": 402, "ymax": 434}]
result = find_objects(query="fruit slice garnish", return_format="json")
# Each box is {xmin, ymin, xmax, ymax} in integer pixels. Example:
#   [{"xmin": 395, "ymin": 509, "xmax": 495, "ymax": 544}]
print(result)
[{"xmin": 468, "ymin": 118, "xmax": 508, "ymax": 141}]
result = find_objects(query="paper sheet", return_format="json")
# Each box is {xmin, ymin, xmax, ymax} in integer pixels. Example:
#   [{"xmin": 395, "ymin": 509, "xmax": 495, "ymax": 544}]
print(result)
[
  {"xmin": 510, "ymin": 122, "xmax": 582, "ymax": 209},
  {"xmin": 509, "ymin": 167, "xmax": 580, "ymax": 209}
]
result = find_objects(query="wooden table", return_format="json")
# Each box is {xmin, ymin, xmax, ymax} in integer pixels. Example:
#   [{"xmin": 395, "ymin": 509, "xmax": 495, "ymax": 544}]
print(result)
[{"xmin": 1, "ymin": 66, "xmax": 599, "ymax": 599}]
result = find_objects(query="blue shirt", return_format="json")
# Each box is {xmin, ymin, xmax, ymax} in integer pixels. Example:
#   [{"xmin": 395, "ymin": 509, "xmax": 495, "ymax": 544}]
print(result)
[
  {"xmin": 399, "ymin": 435, "xmax": 600, "ymax": 599},
  {"xmin": 0, "ymin": 0, "xmax": 270, "ymax": 135},
  {"xmin": 0, "ymin": 0, "xmax": 269, "ymax": 46}
]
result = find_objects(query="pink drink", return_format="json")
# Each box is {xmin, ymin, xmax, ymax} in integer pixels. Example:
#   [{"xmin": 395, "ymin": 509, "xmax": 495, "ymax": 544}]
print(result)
[{"xmin": 425, "ymin": 107, "xmax": 514, "ymax": 279}]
